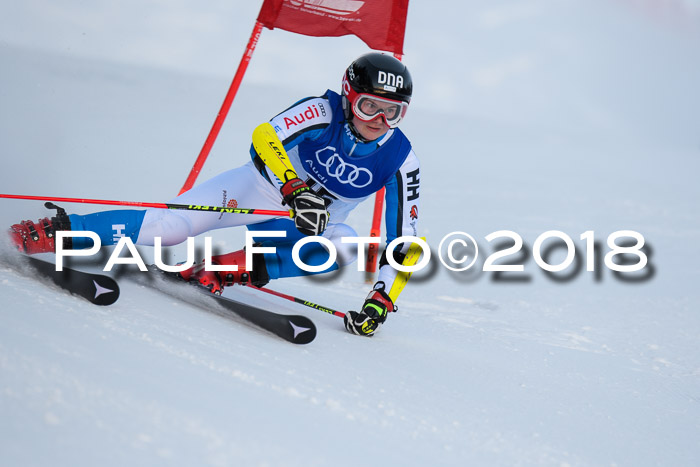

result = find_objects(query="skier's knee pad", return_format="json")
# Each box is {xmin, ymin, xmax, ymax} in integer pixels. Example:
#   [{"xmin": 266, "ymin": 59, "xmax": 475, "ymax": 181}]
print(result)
[
  {"xmin": 324, "ymin": 223, "xmax": 358, "ymax": 267},
  {"xmin": 136, "ymin": 210, "xmax": 194, "ymax": 246}
]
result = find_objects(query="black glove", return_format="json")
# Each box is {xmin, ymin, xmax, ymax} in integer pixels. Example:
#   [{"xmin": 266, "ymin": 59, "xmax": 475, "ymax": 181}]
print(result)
[
  {"xmin": 344, "ymin": 282, "xmax": 397, "ymax": 337},
  {"xmin": 280, "ymin": 177, "xmax": 329, "ymax": 236}
]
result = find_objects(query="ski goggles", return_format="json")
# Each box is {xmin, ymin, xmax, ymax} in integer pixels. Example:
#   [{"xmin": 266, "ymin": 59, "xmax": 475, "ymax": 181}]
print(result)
[{"xmin": 350, "ymin": 93, "xmax": 409, "ymax": 128}]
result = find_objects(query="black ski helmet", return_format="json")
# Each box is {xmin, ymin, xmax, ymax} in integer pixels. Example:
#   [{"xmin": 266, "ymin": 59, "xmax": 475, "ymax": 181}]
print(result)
[{"xmin": 342, "ymin": 53, "xmax": 413, "ymax": 104}]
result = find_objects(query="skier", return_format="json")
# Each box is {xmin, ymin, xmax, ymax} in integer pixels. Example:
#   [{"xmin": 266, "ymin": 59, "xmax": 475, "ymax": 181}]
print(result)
[{"xmin": 8, "ymin": 53, "xmax": 420, "ymax": 337}]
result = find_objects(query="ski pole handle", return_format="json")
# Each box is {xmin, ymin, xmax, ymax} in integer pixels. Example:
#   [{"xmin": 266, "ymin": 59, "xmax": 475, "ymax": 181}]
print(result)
[{"xmin": 0, "ymin": 193, "xmax": 293, "ymax": 218}]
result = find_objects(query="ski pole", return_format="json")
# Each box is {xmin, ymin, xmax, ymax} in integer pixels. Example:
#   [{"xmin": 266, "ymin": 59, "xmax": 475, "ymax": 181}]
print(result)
[
  {"xmin": 247, "ymin": 238, "xmax": 427, "ymax": 319},
  {"xmin": 0, "ymin": 193, "xmax": 293, "ymax": 218},
  {"xmin": 247, "ymin": 284, "xmax": 346, "ymax": 318}
]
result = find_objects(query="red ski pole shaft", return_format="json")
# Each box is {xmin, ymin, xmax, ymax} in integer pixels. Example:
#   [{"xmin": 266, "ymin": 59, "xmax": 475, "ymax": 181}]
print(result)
[
  {"xmin": 0, "ymin": 193, "xmax": 292, "ymax": 218},
  {"xmin": 247, "ymin": 284, "xmax": 346, "ymax": 318}
]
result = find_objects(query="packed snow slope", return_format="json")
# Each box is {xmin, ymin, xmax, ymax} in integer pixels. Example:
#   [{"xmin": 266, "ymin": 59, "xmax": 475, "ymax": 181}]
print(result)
[{"xmin": 1, "ymin": 1, "xmax": 699, "ymax": 466}]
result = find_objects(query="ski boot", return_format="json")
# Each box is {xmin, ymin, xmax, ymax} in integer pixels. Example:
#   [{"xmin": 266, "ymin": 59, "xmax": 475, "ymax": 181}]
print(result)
[
  {"xmin": 8, "ymin": 202, "xmax": 72, "ymax": 254},
  {"xmin": 178, "ymin": 248, "xmax": 269, "ymax": 295}
]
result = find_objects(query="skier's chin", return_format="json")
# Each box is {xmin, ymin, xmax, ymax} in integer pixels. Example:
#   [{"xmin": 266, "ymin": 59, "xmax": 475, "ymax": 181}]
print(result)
[{"xmin": 354, "ymin": 119, "xmax": 389, "ymax": 141}]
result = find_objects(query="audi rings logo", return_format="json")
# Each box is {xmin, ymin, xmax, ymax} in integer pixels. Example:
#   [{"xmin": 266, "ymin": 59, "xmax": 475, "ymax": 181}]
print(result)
[{"xmin": 315, "ymin": 147, "xmax": 373, "ymax": 188}]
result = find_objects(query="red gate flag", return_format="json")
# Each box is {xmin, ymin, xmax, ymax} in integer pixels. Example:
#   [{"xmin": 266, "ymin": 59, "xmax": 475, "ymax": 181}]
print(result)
[{"xmin": 257, "ymin": 0, "xmax": 409, "ymax": 55}]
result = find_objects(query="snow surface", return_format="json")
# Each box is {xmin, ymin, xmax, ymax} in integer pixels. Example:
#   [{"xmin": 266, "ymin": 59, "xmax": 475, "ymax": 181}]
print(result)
[{"xmin": 2, "ymin": 1, "xmax": 700, "ymax": 466}]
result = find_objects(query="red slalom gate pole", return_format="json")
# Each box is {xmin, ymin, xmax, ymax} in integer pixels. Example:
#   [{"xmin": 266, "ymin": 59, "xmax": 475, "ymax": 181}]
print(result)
[
  {"xmin": 247, "ymin": 284, "xmax": 346, "ymax": 318},
  {"xmin": 364, "ymin": 186, "xmax": 385, "ymax": 283},
  {"xmin": 178, "ymin": 21, "xmax": 265, "ymax": 195},
  {"xmin": 0, "ymin": 193, "xmax": 292, "ymax": 218},
  {"xmin": 364, "ymin": 53, "xmax": 404, "ymax": 282}
]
